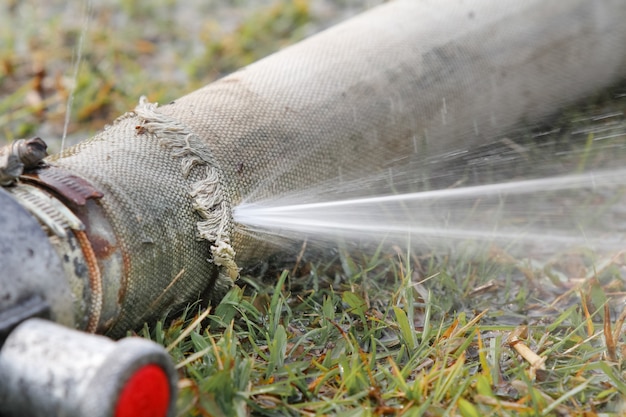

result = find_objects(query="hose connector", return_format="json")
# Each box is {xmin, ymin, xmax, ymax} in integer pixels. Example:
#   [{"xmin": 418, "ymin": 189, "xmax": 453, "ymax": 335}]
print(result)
[{"xmin": 0, "ymin": 318, "xmax": 177, "ymax": 417}]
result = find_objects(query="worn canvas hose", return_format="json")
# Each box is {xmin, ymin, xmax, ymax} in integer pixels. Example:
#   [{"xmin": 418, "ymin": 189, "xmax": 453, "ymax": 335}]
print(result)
[{"xmin": 3, "ymin": 0, "xmax": 626, "ymax": 338}]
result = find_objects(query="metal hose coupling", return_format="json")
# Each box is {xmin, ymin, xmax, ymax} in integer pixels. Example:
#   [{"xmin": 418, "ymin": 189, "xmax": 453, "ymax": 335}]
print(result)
[
  {"xmin": 1, "ymin": 137, "xmax": 107, "ymax": 333},
  {"xmin": 0, "ymin": 138, "xmax": 177, "ymax": 417}
]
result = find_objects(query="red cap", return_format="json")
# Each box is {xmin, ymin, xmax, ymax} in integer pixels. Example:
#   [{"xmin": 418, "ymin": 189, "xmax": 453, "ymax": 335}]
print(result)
[{"xmin": 114, "ymin": 364, "xmax": 171, "ymax": 417}]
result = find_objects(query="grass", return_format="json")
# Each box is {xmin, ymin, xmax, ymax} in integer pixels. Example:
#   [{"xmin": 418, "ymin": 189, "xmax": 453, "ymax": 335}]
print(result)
[
  {"xmin": 143, "ymin": 244, "xmax": 626, "ymax": 416},
  {"xmin": 0, "ymin": 0, "xmax": 316, "ymax": 149},
  {"xmin": 3, "ymin": 1, "xmax": 626, "ymax": 416}
]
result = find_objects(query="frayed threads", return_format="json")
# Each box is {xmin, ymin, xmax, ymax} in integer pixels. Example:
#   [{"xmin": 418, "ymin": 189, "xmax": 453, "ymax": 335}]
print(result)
[
  {"xmin": 133, "ymin": 96, "xmax": 238, "ymax": 283},
  {"xmin": 211, "ymin": 240, "xmax": 239, "ymax": 281}
]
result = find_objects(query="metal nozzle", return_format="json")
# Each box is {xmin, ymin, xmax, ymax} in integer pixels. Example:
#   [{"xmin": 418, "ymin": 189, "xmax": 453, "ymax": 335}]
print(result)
[{"xmin": 0, "ymin": 318, "xmax": 177, "ymax": 417}]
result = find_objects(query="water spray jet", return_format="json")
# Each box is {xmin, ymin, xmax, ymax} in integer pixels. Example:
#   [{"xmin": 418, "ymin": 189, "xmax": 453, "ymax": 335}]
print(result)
[{"xmin": 234, "ymin": 167, "xmax": 626, "ymax": 253}]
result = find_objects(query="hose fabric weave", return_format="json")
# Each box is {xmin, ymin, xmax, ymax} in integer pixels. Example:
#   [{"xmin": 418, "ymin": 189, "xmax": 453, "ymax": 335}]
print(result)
[{"xmin": 50, "ymin": 100, "xmax": 235, "ymax": 338}]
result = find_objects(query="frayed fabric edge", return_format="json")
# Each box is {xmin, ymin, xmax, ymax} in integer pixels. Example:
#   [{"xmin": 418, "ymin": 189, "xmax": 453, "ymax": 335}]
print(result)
[{"xmin": 132, "ymin": 96, "xmax": 239, "ymax": 287}]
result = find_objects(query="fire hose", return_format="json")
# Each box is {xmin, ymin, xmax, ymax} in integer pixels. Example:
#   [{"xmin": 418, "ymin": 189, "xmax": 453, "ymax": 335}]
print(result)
[{"xmin": 1, "ymin": 0, "xmax": 626, "ymax": 416}]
